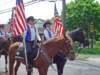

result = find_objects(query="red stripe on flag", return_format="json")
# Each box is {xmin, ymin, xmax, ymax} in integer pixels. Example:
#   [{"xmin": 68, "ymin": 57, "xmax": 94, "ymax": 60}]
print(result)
[
  {"xmin": 54, "ymin": 16, "xmax": 64, "ymax": 36},
  {"xmin": 15, "ymin": 12, "xmax": 24, "ymax": 33},
  {"xmin": 16, "ymin": 6, "xmax": 25, "ymax": 31}
]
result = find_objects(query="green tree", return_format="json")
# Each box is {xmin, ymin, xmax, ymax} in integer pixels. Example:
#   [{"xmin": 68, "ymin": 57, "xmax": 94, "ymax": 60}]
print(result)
[{"xmin": 65, "ymin": 0, "xmax": 100, "ymax": 34}]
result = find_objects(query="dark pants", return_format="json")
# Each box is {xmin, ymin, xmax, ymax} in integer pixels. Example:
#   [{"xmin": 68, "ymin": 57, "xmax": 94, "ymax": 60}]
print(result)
[{"xmin": 25, "ymin": 41, "xmax": 34, "ymax": 67}]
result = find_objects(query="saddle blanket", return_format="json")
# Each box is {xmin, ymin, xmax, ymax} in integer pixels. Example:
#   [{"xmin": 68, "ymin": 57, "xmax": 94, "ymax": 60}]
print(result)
[{"xmin": 15, "ymin": 43, "xmax": 40, "ymax": 61}]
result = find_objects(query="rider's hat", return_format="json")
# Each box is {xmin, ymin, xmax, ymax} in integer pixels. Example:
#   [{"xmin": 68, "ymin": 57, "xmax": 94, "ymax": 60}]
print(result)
[
  {"xmin": 26, "ymin": 16, "xmax": 35, "ymax": 22},
  {"xmin": 43, "ymin": 20, "xmax": 52, "ymax": 28}
]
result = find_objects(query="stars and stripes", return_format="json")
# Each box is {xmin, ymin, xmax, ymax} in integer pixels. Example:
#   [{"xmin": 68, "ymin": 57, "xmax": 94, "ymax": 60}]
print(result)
[
  {"xmin": 54, "ymin": 3, "xmax": 64, "ymax": 36},
  {"xmin": 11, "ymin": 0, "xmax": 27, "ymax": 36}
]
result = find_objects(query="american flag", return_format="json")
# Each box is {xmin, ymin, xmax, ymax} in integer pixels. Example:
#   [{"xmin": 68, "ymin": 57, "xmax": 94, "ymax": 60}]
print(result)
[
  {"xmin": 54, "ymin": 3, "xmax": 64, "ymax": 36},
  {"xmin": 11, "ymin": 0, "xmax": 27, "ymax": 36}
]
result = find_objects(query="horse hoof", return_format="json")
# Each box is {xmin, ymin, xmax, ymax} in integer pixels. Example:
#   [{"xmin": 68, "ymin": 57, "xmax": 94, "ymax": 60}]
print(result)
[{"xmin": 5, "ymin": 70, "xmax": 8, "ymax": 73}]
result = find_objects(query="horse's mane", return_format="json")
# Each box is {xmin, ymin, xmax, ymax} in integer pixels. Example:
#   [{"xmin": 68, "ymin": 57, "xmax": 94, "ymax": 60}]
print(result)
[
  {"xmin": 43, "ymin": 35, "xmax": 64, "ymax": 45},
  {"xmin": 43, "ymin": 34, "xmax": 73, "ymax": 46}
]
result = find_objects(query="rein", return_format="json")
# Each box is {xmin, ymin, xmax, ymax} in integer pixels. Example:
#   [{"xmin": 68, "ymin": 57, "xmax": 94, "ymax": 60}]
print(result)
[
  {"xmin": 40, "ymin": 42, "xmax": 57, "ymax": 71},
  {"xmin": 40, "ymin": 42, "xmax": 52, "ymax": 65}
]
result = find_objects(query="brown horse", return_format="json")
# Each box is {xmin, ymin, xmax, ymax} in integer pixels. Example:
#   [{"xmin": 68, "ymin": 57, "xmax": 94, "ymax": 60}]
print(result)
[{"xmin": 9, "ymin": 34, "xmax": 75, "ymax": 75}]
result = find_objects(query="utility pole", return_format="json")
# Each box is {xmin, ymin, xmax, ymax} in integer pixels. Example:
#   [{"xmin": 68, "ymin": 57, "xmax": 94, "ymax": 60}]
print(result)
[{"xmin": 62, "ymin": 0, "xmax": 66, "ymax": 27}]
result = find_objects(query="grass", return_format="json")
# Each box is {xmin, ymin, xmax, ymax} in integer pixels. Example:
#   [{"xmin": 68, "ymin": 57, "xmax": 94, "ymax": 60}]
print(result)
[
  {"xmin": 74, "ymin": 41, "xmax": 100, "ymax": 60},
  {"xmin": 77, "ymin": 48, "xmax": 100, "ymax": 55},
  {"xmin": 74, "ymin": 41, "xmax": 100, "ymax": 55}
]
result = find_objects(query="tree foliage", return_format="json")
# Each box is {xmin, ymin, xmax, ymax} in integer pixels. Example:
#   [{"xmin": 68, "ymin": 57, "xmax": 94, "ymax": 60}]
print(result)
[{"xmin": 65, "ymin": 0, "xmax": 100, "ymax": 33}]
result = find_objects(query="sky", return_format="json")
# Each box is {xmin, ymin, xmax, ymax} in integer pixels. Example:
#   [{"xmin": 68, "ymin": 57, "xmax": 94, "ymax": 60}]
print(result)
[
  {"xmin": 0, "ymin": 0, "xmax": 100, "ymax": 24},
  {"xmin": 0, "ymin": 0, "xmax": 73, "ymax": 24}
]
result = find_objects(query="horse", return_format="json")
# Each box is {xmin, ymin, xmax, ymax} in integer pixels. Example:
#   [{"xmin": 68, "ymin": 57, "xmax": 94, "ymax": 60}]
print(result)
[
  {"xmin": 8, "ymin": 34, "xmax": 75, "ymax": 75},
  {"xmin": 0, "ymin": 37, "xmax": 11, "ymax": 73},
  {"xmin": 53, "ymin": 28, "xmax": 89, "ymax": 75},
  {"xmin": 68, "ymin": 28, "xmax": 89, "ymax": 47},
  {"xmin": 0, "ymin": 35, "xmax": 23, "ymax": 73}
]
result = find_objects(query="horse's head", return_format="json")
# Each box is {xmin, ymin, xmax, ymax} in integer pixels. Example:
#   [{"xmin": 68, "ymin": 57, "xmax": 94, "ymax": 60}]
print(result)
[
  {"xmin": 69, "ymin": 28, "xmax": 89, "ymax": 47},
  {"xmin": 43, "ymin": 34, "xmax": 75, "ymax": 61}
]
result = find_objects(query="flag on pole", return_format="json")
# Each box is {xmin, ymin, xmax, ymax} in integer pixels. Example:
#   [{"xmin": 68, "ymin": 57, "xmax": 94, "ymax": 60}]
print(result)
[
  {"xmin": 11, "ymin": 0, "xmax": 27, "ymax": 36},
  {"xmin": 10, "ymin": 0, "xmax": 28, "ymax": 70},
  {"xmin": 54, "ymin": 3, "xmax": 64, "ymax": 36}
]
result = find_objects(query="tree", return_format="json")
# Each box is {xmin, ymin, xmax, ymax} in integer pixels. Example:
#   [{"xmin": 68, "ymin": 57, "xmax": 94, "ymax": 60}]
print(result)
[{"xmin": 65, "ymin": 0, "xmax": 100, "ymax": 33}]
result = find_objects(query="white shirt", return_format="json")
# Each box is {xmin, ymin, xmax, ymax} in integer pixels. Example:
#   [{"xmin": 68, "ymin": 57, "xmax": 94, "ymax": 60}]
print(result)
[{"xmin": 44, "ymin": 28, "xmax": 54, "ymax": 40}]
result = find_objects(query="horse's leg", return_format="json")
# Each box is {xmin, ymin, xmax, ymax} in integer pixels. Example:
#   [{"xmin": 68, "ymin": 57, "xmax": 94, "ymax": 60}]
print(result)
[
  {"xmin": 54, "ymin": 54, "xmax": 66, "ymax": 75},
  {"xmin": 56, "ymin": 59, "xmax": 66, "ymax": 75},
  {"xmin": 27, "ymin": 69, "xmax": 33, "ymax": 75},
  {"xmin": 9, "ymin": 57, "xmax": 15, "ymax": 75},
  {"xmin": 38, "ymin": 67, "xmax": 48, "ymax": 75},
  {"xmin": 14, "ymin": 60, "xmax": 21, "ymax": 75},
  {"xmin": 27, "ymin": 65, "xmax": 33, "ymax": 75},
  {"xmin": 5, "ymin": 54, "xmax": 8, "ymax": 73}
]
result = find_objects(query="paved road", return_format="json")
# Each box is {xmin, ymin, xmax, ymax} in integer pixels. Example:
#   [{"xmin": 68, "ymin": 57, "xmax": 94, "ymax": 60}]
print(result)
[{"xmin": 0, "ymin": 56, "xmax": 100, "ymax": 75}]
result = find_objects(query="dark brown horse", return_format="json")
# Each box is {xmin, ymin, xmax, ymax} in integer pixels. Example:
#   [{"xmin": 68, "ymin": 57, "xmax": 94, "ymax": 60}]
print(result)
[
  {"xmin": 53, "ymin": 28, "xmax": 89, "ymax": 75},
  {"xmin": 9, "ymin": 34, "xmax": 75, "ymax": 75},
  {"xmin": 0, "ymin": 35, "xmax": 23, "ymax": 73},
  {"xmin": 0, "ymin": 38, "xmax": 11, "ymax": 73}
]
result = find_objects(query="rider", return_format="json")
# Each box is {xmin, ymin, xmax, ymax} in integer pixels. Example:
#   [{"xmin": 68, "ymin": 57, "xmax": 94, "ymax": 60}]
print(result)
[
  {"xmin": 25, "ymin": 16, "xmax": 41, "ymax": 69},
  {"xmin": 43, "ymin": 20, "xmax": 55, "ymax": 40}
]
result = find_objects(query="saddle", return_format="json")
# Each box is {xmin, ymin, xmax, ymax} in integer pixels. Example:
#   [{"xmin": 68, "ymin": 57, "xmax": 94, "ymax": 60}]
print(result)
[{"xmin": 16, "ymin": 44, "xmax": 40, "ymax": 61}]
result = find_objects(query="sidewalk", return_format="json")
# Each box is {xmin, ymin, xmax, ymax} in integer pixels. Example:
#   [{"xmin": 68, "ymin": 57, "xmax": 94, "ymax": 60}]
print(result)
[
  {"xmin": 86, "ymin": 56, "xmax": 100, "ymax": 64},
  {"xmin": 86, "ymin": 56, "xmax": 100, "ymax": 63},
  {"xmin": 76, "ymin": 54, "xmax": 100, "ymax": 67},
  {"xmin": 77, "ymin": 54, "xmax": 100, "ymax": 60}
]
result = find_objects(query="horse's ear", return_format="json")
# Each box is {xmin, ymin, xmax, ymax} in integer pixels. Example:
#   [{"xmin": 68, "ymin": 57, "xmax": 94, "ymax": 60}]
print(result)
[
  {"xmin": 63, "ymin": 32, "xmax": 67, "ymax": 39},
  {"xmin": 63, "ymin": 32, "xmax": 72, "ymax": 42}
]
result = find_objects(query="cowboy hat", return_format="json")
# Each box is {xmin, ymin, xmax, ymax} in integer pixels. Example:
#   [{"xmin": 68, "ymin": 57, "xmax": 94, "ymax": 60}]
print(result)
[
  {"xmin": 43, "ymin": 20, "xmax": 52, "ymax": 28},
  {"xmin": 26, "ymin": 16, "xmax": 35, "ymax": 22}
]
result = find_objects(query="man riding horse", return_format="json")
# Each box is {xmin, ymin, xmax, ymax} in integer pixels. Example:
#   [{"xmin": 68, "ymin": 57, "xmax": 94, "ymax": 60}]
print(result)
[{"xmin": 25, "ymin": 16, "xmax": 41, "ymax": 73}]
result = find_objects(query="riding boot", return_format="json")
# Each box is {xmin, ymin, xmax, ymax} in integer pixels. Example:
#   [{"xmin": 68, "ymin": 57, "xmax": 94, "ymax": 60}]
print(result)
[{"xmin": 27, "ymin": 64, "xmax": 33, "ymax": 75}]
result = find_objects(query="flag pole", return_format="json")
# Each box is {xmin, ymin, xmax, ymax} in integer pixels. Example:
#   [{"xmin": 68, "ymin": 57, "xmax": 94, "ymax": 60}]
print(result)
[{"xmin": 23, "ymin": 33, "xmax": 28, "ymax": 70}]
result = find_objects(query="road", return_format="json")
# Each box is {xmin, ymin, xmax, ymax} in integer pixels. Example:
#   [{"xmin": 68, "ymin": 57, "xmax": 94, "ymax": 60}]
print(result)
[{"xmin": 0, "ymin": 56, "xmax": 100, "ymax": 75}]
